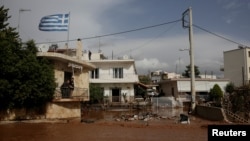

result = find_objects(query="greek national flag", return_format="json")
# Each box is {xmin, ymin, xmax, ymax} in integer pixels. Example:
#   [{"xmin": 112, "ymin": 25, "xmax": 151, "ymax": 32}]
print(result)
[{"xmin": 39, "ymin": 14, "xmax": 69, "ymax": 31}]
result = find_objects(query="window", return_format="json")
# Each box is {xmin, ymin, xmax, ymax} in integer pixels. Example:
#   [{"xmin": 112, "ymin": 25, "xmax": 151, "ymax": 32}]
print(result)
[
  {"xmin": 171, "ymin": 87, "xmax": 174, "ymax": 97},
  {"xmin": 113, "ymin": 68, "xmax": 123, "ymax": 78},
  {"xmin": 91, "ymin": 68, "xmax": 99, "ymax": 79},
  {"xmin": 248, "ymin": 51, "xmax": 250, "ymax": 57}
]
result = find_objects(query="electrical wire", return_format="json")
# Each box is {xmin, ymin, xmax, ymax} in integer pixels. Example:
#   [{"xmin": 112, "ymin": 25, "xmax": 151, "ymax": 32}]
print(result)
[
  {"xmin": 113, "ymin": 19, "xmax": 181, "ymax": 58},
  {"xmin": 193, "ymin": 24, "xmax": 247, "ymax": 47},
  {"xmin": 35, "ymin": 18, "xmax": 248, "ymax": 48},
  {"xmin": 36, "ymin": 19, "xmax": 182, "ymax": 44}
]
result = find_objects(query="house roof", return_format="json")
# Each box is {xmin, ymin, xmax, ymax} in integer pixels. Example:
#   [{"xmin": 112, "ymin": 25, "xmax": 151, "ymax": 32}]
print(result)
[
  {"xmin": 88, "ymin": 59, "xmax": 135, "ymax": 63},
  {"xmin": 37, "ymin": 52, "xmax": 96, "ymax": 70},
  {"xmin": 159, "ymin": 78, "xmax": 230, "ymax": 83},
  {"xmin": 159, "ymin": 78, "xmax": 230, "ymax": 92}
]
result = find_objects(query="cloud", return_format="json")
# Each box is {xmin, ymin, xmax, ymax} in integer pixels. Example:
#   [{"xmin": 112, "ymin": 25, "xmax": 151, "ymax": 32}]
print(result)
[
  {"xmin": 135, "ymin": 58, "xmax": 169, "ymax": 72},
  {"xmin": 222, "ymin": 1, "xmax": 242, "ymax": 10},
  {"xmin": 5, "ymin": 0, "xmax": 131, "ymax": 44},
  {"xmin": 97, "ymin": 32, "xmax": 244, "ymax": 76},
  {"xmin": 218, "ymin": 0, "xmax": 246, "ymax": 25},
  {"xmin": 5, "ymin": 0, "xmax": 250, "ymax": 77}
]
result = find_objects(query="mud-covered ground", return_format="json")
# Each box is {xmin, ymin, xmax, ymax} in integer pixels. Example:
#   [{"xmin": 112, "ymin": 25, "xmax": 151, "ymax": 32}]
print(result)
[{"xmin": 0, "ymin": 115, "xmax": 228, "ymax": 141}]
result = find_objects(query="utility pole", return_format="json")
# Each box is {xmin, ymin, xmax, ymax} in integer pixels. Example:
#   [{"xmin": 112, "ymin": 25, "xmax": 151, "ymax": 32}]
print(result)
[{"xmin": 182, "ymin": 7, "xmax": 196, "ymax": 113}]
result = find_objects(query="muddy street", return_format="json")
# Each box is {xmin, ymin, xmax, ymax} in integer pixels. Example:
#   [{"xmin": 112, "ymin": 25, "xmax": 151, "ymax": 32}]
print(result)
[{"xmin": 0, "ymin": 108, "xmax": 219, "ymax": 141}]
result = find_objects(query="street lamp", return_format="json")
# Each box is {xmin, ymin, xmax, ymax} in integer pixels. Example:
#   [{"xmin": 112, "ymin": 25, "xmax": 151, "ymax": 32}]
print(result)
[{"xmin": 18, "ymin": 9, "xmax": 31, "ymax": 34}]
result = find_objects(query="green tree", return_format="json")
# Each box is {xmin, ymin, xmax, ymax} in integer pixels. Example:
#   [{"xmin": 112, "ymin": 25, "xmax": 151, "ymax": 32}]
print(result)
[
  {"xmin": 229, "ymin": 85, "xmax": 250, "ymax": 113},
  {"xmin": 209, "ymin": 84, "xmax": 223, "ymax": 104},
  {"xmin": 0, "ymin": 6, "xmax": 56, "ymax": 110},
  {"xmin": 139, "ymin": 75, "xmax": 151, "ymax": 84},
  {"xmin": 225, "ymin": 82, "xmax": 235, "ymax": 95},
  {"xmin": 89, "ymin": 84, "xmax": 104, "ymax": 104},
  {"xmin": 182, "ymin": 65, "xmax": 200, "ymax": 78}
]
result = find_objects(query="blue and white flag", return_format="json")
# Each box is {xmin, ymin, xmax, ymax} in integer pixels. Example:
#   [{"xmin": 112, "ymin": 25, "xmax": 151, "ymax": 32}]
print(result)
[{"xmin": 39, "ymin": 14, "xmax": 69, "ymax": 31}]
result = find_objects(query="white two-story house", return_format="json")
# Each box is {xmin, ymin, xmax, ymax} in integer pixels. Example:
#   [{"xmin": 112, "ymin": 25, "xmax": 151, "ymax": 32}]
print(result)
[{"xmin": 83, "ymin": 52, "xmax": 139, "ymax": 104}]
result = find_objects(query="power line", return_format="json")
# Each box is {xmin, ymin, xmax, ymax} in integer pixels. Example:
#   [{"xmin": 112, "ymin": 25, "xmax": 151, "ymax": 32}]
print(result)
[
  {"xmin": 36, "ymin": 19, "xmax": 182, "ymax": 44},
  {"xmin": 193, "ymin": 24, "xmax": 247, "ymax": 47},
  {"xmin": 36, "ymin": 18, "xmax": 248, "ymax": 48},
  {"xmin": 113, "ymin": 20, "xmax": 181, "ymax": 58}
]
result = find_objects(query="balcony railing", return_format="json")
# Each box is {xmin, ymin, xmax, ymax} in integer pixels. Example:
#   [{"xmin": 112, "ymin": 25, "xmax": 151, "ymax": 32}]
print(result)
[
  {"xmin": 53, "ymin": 87, "xmax": 89, "ymax": 102},
  {"xmin": 103, "ymin": 95, "xmax": 136, "ymax": 103},
  {"xmin": 90, "ymin": 73, "xmax": 139, "ymax": 83}
]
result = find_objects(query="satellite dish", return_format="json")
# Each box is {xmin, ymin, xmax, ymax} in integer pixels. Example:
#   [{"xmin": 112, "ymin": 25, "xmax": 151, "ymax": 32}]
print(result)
[{"xmin": 38, "ymin": 44, "xmax": 50, "ymax": 52}]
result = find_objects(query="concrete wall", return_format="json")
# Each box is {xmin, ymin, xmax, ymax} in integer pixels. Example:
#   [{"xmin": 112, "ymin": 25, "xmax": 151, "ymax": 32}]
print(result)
[
  {"xmin": 224, "ymin": 48, "xmax": 249, "ymax": 87},
  {"xmin": 160, "ymin": 81, "xmax": 177, "ymax": 97},
  {"xmin": 0, "ymin": 102, "xmax": 82, "ymax": 121},
  {"xmin": 196, "ymin": 105, "xmax": 225, "ymax": 121},
  {"xmin": 151, "ymin": 97, "xmax": 183, "ymax": 108},
  {"xmin": 0, "ymin": 108, "xmax": 46, "ymax": 121},
  {"xmin": 46, "ymin": 102, "xmax": 81, "ymax": 119}
]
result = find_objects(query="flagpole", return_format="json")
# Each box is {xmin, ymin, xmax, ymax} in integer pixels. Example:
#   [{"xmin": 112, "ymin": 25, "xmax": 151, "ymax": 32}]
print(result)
[{"xmin": 66, "ymin": 12, "xmax": 71, "ymax": 55}]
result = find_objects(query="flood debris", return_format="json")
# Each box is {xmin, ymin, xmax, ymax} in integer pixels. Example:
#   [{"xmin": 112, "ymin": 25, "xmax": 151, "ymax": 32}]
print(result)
[
  {"xmin": 179, "ymin": 114, "xmax": 190, "ymax": 124},
  {"xmin": 113, "ymin": 111, "xmax": 179, "ymax": 123},
  {"xmin": 81, "ymin": 119, "xmax": 95, "ymax": 123}
]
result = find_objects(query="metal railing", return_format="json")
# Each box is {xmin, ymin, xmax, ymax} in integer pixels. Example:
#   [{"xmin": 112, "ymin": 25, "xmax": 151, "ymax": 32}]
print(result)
[
  {"xmin": 90, "ymin": 73, "xmax": 139, "ymax": 82},
  {"xmin": 54, "ymin": 87, "xmax": 89, "ymax": 101},
  {"xmin": 104, "ymin": 96, "xmax": 136, "ymax": 103}
]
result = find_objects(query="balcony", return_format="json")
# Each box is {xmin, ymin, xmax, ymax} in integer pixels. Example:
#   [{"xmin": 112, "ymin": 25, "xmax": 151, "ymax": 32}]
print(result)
[
  {"xmin": 53, "ymin": 87, "xmax": 89, "ymax": 102},
  {"xmin": 90, "ymin": 73, "xmax": 139, "ymax": 83}
]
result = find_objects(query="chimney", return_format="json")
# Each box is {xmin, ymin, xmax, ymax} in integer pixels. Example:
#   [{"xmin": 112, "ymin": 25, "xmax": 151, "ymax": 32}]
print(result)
[{"xmin": 76, "ymin": 38, "xmax": 82, "ymax": 60}]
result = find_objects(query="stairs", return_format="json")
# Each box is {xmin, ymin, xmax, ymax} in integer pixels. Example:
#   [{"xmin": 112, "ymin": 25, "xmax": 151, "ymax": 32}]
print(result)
[
  {"xmin": 223, "ymin": 109, "xmax": 249, "ymax": 123},
  {"xmin": 222, "ymin": 96, "xmax": 249, "ymax": 124}
]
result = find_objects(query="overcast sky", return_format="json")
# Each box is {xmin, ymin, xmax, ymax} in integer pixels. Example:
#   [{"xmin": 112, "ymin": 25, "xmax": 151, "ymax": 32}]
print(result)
[{"xmin": 2, "ymin": 0, "xmax": 250, "ymax": 77}]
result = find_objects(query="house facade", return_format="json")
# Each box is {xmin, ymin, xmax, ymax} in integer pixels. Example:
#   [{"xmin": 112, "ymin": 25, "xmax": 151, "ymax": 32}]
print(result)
[
  {"xmin": 36, "ymin": 40, "xmax": 96, "ymax": 119},
  {"xmin": 83, "ymin": 52, "xmax": 139, "ymax": 104},
  {"xmin": 150, "ymin": 70, "xmax": 181, "ymax": 83},
  {"xmin": 223, "ymin": 46, "xmax": 250, "ymax": 87},
  {"xmin": 158, "ymin": 78, "xmax": 230, "ymax": 103}
]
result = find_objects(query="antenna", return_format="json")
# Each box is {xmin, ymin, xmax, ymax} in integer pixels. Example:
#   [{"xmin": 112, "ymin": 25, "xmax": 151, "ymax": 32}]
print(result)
[{"xmin": 98, "ymin": 37, "xmax": 102, "ymax": 53}]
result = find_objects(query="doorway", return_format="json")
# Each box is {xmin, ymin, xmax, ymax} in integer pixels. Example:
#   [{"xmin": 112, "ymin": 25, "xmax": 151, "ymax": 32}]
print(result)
[
  {"xmin": 112, "ymin": 88, "xmax": 121, "ymax": 102},
  {"xmin": 64, "ymin": 72, "xmax": 73, "ymax": 82}
]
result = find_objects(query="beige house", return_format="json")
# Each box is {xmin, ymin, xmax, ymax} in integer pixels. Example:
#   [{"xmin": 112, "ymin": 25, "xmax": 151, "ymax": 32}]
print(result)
[
  {"xmin": 223, "ymin": 46, "xmax": 250, "ymax": 87},
  {"xmin": 37, "ymin": 40, "xmax": 95, "ymax": 119}
]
